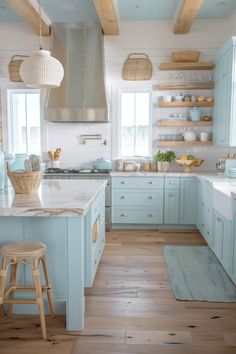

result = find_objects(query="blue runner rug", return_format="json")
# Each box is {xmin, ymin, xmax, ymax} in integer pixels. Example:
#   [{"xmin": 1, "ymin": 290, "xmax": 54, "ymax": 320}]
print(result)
[{"xmin": 164, "ymin": 245, "xmax": 236, "ymax": 302}]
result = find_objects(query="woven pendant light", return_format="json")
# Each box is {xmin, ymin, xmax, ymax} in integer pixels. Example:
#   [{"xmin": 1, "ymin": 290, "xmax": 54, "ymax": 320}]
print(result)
[{"xmin": 20, "ymin": 1, "xmax": 64, "ymax": 88}]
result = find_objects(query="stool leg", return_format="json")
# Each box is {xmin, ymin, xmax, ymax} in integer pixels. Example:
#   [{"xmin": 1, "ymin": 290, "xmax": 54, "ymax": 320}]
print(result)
[
  {"xmin": 33, "ymin": 257, "xmax": 47, "ymax": 340},
  {"xmin": 41, "ymin": 255, "xmax": 55, "ymax": 319},
  {"xmin": 0, "ymin": 256, "xmax": 7, "ymax": 315},
  {"xmin": 7, "ymin": 260, "xmax": 18, "ymax": 316}
]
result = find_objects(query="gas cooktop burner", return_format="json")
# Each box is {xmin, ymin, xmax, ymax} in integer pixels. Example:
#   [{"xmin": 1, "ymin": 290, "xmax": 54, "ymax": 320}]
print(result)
[{"xmin": 45, "ymin": 168, "xmax": 110, "ymax": 174}]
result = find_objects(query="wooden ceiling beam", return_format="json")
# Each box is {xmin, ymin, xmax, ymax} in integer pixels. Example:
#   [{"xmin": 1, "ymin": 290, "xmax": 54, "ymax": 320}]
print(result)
[
  {"xmin": 93, "ymin": 0, "xmax": 119, "ymax": 35},
  {"xmin": 6, "ymin": 0, "xmax": 50, "ymax": 36},
  {"xmin": 174, "ymin": 0, "xmax": 204, "ymax": 34}
]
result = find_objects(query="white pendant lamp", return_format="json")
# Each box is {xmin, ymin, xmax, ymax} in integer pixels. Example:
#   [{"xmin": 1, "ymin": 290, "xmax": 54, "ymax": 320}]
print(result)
[{"xmin": 20, "ymin": 1, "xmax": 64, "ymax": 88}]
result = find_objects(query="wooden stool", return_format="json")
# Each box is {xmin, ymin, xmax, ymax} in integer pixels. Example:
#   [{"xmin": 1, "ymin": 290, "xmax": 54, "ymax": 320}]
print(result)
[{"xmin": 0, "ymin": 241, "xmax": 55, "ymax": 339}]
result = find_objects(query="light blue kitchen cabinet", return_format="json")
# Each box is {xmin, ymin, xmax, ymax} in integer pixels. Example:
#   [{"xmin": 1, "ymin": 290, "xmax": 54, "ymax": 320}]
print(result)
[
  {"xmin": 164, "ymin": 189, "xmax": 179, "ymax": 224},
  {"xmin": 212, "ymin": 209, "xmax": 232, "ymax": 277},
  {"xmin": 179, "ymin": 178, "xmax": 197, "ymax": 225},
  {"xmin": 213, "ymin": 37, "xmax": 236, "ymax": 146},
  {"xmin": 232, "ymin": 214, "xmax": 236, "ymax": 284},
  {"xmin": 111, "ymin": 176, "xmax": 164, "ymax": 225},
  {"xmin": 197, "ymin": 179, "xmax": 213, "ymax": 246},
  {"xmin": 85, "ymin": 190, "xmax": 105, "ymax": 287}
]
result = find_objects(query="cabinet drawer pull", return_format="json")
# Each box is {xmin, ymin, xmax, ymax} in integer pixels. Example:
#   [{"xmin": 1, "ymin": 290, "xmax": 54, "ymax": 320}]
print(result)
[
  {"xmin": 94, "ymin": 259, "xmax": 97, "ymax": 265},
  {"xmin": 169, "ymin": 193, "xmax": 175, "ymax": 197},
  {"xmin": 99, "ymin": 249, "xmax": 101, "ymax": 254},
  {"xmin": 170, "ymin": 181, "xmax": 175, "ymax": 185},
  {"xmin": 148, "ymin": 214, "xmax": 155, "ymax": 217},
  {"xmin": 202, "ymin": 223, "xmax": 204, "ymax": 227},
  {"xmin": 207, "ymin": 231, "xmax": 210, "ymax": 235},
  {"xmin": 149, "ymin": 196, "xmax": 155, "ymax": 199},
  {"xmin": 120, "ymin": 196, "xmax": 127, "ymax": 199},
  {"xmin": 120, "ymin": 213, "xmax": 127, "ymax": 217},
  {"xmin": 201, "ymin": 202, "xmax": 205, "ymax": 206},
  {"xmin": 216, "ymin": 217, "xmax": 222, "ymax": 222},
  {"xmin": 121, "ymin": 181, "xmax": 127, "ymax": 184},
  {"xmin": 148, "ymin": 181, "xmax": 153, "ymax": 184}
]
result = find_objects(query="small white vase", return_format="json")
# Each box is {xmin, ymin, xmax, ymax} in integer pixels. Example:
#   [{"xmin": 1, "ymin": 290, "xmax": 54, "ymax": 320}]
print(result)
[
  {"xmin": 157, "ymin": 161, "xmax": 170, "ymax": 172},
  {"xmin": 51, "ymin": 160, "xmax": 60, "ymax": 168}
]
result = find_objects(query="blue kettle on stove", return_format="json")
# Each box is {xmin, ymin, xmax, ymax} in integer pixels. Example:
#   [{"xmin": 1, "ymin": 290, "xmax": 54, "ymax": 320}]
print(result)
[{"xmin": 93, "ymin": 157, "xmax": 112, "ymax": 171}]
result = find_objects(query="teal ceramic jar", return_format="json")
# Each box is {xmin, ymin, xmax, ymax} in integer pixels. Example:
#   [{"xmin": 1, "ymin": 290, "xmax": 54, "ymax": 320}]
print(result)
[
  {"xmin": 189, "ymin": 108, "xmax": 201, "ymax": 121},
  {"xmin": 10, "ymin": 153, "xmax": 26, "ymax": 171}
]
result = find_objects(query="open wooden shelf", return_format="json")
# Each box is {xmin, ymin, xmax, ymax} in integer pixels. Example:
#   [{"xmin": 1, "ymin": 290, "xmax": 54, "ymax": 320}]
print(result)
[
  {"xmin": 158, "ymin": 82, "xmax": 214, "ymax": 90},
  {"xmin": 159, "ymin": 62, "xmax": 215, "ymax": 71},
  {"xmin": 158, "ymin": 120, "xmax": 213, "ymax": 127},
  {"xmin": 157, "ymin": 141, "xmax": 213, "ymax": 147},
  {"xmin": 158, "ymin": 101, "xmax": 214, "ymax": 108}
]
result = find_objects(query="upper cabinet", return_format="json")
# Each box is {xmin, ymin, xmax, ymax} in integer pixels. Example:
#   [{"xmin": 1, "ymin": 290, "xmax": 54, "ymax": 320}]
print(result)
[{"xmin": 213, "ymin": 37, "xmax": 236, "ymax": 146}]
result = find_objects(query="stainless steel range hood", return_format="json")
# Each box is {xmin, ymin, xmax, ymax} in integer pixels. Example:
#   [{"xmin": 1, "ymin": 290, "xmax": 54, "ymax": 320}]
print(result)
[{"xmin": 44, "ymin": 23, "xmax": 109, "ymax": 123}]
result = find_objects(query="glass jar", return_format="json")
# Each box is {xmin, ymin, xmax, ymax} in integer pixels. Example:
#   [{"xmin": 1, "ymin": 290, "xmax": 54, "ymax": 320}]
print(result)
[
  {"xmin": 143, "ymin": 159, "xmax": 150, "ymax": 171},
  {"xmin": 151, "ymin": 160, "xmax": 157, "ymax": 171}
]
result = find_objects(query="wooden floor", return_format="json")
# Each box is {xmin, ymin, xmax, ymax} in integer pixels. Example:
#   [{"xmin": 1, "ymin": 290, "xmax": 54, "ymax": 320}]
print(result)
[{"xmin": 1, "ymin": 229, "xmax": 236, "ymax": 354}]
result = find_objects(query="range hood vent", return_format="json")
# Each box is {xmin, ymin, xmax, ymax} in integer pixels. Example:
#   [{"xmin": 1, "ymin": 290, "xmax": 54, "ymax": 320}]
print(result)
[{"xmin": 44, "ymin": 23, "xmax": 109, "ymax": 123}]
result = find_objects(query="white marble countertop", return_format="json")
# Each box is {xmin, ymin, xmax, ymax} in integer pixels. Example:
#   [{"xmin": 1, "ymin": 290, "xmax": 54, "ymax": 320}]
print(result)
[
  {"xmin": 111, "ymin": 171, "xmax": 236, "ymax": 199},
  {"xmin": 0, "ymin": 180, "xmax": 107, "ymax": 217}
]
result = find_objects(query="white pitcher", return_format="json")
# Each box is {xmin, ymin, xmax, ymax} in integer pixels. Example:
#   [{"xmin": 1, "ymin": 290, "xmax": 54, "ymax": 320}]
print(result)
[{"xmin": 198, "ymin": 132, "xmax": 209, "ymax": 142}]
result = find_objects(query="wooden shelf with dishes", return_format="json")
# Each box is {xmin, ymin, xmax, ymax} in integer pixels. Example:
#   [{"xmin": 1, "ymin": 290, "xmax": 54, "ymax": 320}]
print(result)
[
  {"xmin": 157, "ymin": 141, "xmax": 213, "ymax": 147},
  {"xmin": 158, "ymin": 82, "xmax": 214, "ymax": 90},
  {"xmin": 157, "ymin": 120, "xmax": 213, "ymax": 127},
  {"xmin": 158, "ymin": 101, "xmax": 214, "ymax": 108},
  {"xmin": 159, "ymin": 62, "xmax": 215, "ymax": 71}
]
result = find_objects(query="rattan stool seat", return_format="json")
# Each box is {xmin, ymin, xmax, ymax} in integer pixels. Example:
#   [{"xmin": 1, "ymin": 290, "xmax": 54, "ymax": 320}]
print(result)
[
  {"xmin": 0, "ymin": 241, "xmax": 46, "ymax": 258},
  {"xmin": 0, "ymin": 241, "xmax": 54, "ymax": 339}
]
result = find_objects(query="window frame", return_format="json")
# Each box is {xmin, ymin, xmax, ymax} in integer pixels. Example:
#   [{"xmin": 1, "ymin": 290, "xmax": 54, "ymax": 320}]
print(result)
[
  {"xmin": 6, "ymin": 88, "xmax": 41, "ymax": 155},
  {"xmin": 115, "ymin": 88, "xmax": 152, "ymax": 159}
]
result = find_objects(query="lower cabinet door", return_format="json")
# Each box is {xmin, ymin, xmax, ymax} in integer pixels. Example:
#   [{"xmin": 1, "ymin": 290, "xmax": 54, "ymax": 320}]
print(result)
[
  {"xmin": 212, "ymin": 209, "xmax": 233, "ymax": 277},
  {"xmin": 112, "ymin": 207, "xmax": 163, "ymax": 224},
  {"xmin": 164, "ymin": 189, "xmax": 179, "ymax": 224},
  {"xmin": 179, "ymin": 178, "xmax": 197, "ymax": 225},
  {"xmin": 213, "ymin": 210, "xmax": 224, "ymax": 261}
]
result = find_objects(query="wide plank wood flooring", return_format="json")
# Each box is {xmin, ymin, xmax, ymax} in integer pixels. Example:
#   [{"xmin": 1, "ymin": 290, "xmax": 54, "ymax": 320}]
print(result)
[{"xmin": 1, "ymin": 229, "xmax": 236, "ymax": 354}]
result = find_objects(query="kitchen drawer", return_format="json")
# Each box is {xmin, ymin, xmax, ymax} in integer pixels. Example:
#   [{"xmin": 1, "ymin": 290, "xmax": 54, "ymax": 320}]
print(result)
[
  {"xmin": 112, "ymin": 190, "xmax": 163, "ymax": 207},
  {"xmin": 112, "ymin": 177, "xmax": 164, "ymax": 189},
  {"xmin": 112, "ymin": 207, "xmax": 163, "ymax": 224},
  {"xmin": 165, "ymin": 177, "xmax": 180, "ymax": 189}
]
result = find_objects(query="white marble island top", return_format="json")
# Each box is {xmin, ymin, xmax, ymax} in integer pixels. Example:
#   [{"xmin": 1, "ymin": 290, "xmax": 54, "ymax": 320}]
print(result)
[{"xmin": 0, "ymin": 179, "xmax": 107, "ymax": 217}]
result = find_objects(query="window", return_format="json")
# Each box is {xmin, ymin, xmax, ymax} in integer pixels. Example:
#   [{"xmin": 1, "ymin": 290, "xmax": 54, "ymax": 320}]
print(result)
[
  {"xmin": 119, "ymin": 91, "xmax": 151, "ymax": 157},
  {"xmin": 7, "ymin": 89, "xmax": 41, "ymax": 155}
]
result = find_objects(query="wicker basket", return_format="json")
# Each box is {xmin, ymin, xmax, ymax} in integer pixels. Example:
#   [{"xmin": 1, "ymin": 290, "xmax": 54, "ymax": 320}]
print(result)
[
  {"xmin": 8, "ymin": 55, "xmax": 28, "ymax": 82},
  {"xmin": 172, "ymin": 51, "xmax": 201, "ymax": 63},
  {"xmin": 7, "ymin": 167, "xmax": 43, "ymax": 194},
  {"xmin": 122, "ymin": 53, "xmax": 153, "ymax": 81}
]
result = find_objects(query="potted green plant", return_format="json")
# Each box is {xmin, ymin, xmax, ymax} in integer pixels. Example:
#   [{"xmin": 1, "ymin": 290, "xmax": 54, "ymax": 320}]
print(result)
[{"xmin": 154, "ymin": 150, "xmax": 176, "ymax": 172}]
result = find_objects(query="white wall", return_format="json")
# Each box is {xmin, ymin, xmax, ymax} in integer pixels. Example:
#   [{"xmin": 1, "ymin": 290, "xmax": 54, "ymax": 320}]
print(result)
[{"xmin": 0, "ymin": 19, "xmax": 236, "ymax": 170}]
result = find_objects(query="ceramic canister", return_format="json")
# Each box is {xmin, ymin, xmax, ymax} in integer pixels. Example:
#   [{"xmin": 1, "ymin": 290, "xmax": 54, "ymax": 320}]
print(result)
[{"xmin": 189, "ymin": 108, "xmax": 201, "ymax": 121}]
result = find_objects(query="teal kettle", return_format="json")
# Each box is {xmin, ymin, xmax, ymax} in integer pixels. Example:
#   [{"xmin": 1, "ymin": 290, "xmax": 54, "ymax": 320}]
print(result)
[{"xmin": 93, "ymin": 157, "xmax": 112, "ymax": 171}]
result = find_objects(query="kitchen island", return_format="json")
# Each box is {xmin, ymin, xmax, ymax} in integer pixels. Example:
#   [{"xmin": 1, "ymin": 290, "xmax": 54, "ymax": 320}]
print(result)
[{"xmin": 0, "ymin": 179, "xmax": 106, "ymax": 331}]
